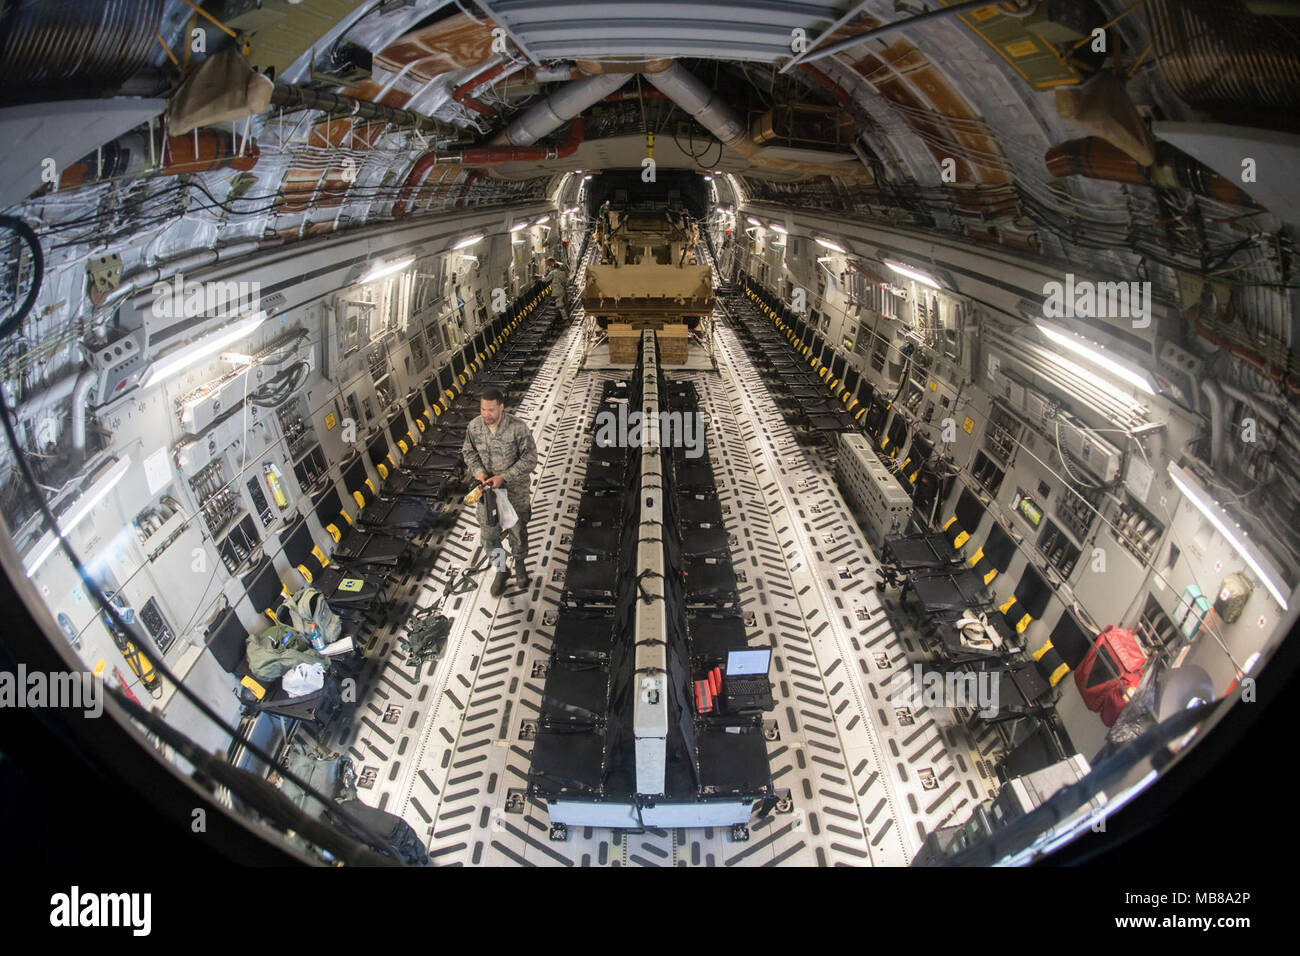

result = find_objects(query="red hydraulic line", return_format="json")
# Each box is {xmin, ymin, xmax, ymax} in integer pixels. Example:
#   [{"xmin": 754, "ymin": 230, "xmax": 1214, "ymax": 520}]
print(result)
[
  {"xmin": 459, "ymin": 117, "xmax": 586, "ymax": 164},
  {"xmin": 392, "ymin": 119, "xmax": 587, "ymax": 219},
  {"xmin": 453, "ymin": 61, "xmax": 511, "ymax": 119}
]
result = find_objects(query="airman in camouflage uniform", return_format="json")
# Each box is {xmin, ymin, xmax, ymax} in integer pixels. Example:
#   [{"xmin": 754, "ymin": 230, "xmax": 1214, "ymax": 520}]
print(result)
[{"xmin": 462, "ymin": 387, "xmax": 538, "ymax": 596}]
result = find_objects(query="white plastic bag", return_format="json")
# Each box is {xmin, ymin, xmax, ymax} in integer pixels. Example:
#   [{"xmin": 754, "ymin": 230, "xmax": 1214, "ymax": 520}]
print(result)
[
  {"xmin": 495, "ymin": 488, "xmax": 518, "ymax": 531},
  {"xmin": 281, "ymin": 662, "xmax": 325, "ymax": 697}
]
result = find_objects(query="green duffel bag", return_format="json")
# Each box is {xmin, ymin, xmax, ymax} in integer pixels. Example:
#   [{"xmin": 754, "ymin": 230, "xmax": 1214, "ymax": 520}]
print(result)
[{"xmin": 245, "ymin": 624, "xmax": 326, "ymax": 682}]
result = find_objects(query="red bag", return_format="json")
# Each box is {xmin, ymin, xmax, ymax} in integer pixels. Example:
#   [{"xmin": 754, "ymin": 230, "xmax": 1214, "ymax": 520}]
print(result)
[{"xmin": 1074, "ymin": 626, "xmax": 1147, "ymax": 726}]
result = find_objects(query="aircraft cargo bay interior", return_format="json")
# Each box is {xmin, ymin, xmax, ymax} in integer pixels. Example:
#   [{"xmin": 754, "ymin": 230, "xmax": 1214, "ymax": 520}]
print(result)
[{"xmin": 0, "ymin": 0, "xmax": 1296, "ymax": 876}]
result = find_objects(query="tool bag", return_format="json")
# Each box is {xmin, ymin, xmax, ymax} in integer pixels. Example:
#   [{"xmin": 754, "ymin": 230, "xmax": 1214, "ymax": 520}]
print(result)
[
  {"xmin": 1214, "ymin": 572, "xmax": 1254, "ymax": 624},
  {"xmin": 1074, "ymin": 625, "xmax": 1147, "ymax": 726},
  {"xmin": 276, "ymin": 587, "xmax": 342, "ymax": 648}
]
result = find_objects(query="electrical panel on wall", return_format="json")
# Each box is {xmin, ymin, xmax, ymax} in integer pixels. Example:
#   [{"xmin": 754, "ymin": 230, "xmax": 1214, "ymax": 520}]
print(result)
[
  {"xmin": 175, "ymin": 330, "xmax": 310, "ymax": 436},
  {"xmin": 89, "ymin": 328, "xmax": 149, "ymax": 405},
  {"xmin": 337, "ymin": 294, "xmax": 374, "ymax": 357},
  {"xmin": 1052, "ymin": 412, "xmax": 1122, "ymax": 485},
  {"xmin": 985, "ymin": 401, "xmax": 1022, "ymax": 465},
  {"xmin": 368, "ymin": 340, "xmax": 394, "ymax": 409}
]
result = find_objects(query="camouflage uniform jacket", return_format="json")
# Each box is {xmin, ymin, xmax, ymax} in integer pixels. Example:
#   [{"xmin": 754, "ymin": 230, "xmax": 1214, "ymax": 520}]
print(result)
[{"xmin": 461, "ymin": 411, "xmax": 538, "ymax": 501}]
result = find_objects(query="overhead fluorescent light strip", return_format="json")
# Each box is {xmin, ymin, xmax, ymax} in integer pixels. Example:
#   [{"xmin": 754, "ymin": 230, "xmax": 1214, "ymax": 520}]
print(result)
[
  {"xmin": 1037, "ymin": 322, "xmax": 1155, "ymax": 396},
  {"xmin": 884, "ymin": 260, "xmax": 940, "ymax": 289},
  {"xmin": 452, "ymin": 234, "xmax": 483, "ymax": 250},
  {"xmin": 25, "ymin": 456, "xmax": 133, "ymax": 577},
  {"xmin": 139, "ymin": 311, "xmax": 269, "ymax": 389},
  {"xmin": 984, "ymin": 324, "xmax": 1148, "ymax": 429},
  {"xmin": 1167, "ymin": 462, "xmax": 1290, "ymax": 610},
  {"xmin": 361, "ymin": 256, "xmax": 415, "ymax": 284}
]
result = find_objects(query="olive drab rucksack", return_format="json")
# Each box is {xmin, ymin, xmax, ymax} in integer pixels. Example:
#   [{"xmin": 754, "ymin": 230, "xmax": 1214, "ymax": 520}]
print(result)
[
  {"xmin": 276, "ymin": 587, "xmax": 342, "ymax": 648},
  {"xmin": 245, "ymin": 625, "xmax": 324, "ymax": 682}
]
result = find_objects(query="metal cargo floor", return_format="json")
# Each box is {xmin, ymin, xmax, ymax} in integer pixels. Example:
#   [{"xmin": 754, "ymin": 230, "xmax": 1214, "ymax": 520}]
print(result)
[{"xmin": 324, "ymin": 312, "xmax": 1002, "ymax": 866}]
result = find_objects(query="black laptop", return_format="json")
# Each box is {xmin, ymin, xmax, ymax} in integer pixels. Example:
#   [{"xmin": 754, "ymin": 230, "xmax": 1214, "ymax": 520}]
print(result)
[{"xmin": 723, "ymin": 648, "xmax": 774, "ymax": 713}]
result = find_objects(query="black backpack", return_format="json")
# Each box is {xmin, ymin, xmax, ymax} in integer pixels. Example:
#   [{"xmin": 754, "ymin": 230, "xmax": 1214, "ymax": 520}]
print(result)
[{"xmin": 331, "ymin": 799, "xmax": 427, "ymax": 866}]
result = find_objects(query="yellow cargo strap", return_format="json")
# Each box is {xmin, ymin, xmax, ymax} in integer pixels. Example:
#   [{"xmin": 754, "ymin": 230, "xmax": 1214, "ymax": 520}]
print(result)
[
  {"xmin": 240, "ymin": 675, "xmax": 267, "ymax": 700},
  {"xmin": 366, "ymin": 477, "xmax": 377, "ymax": 493},
  {"xmin": 953, "ymin": 530, "xmax": 970, "ymax": 548},
  {"xmin": 311, "ymin": 546, "xmax": 328, "ymax": 568},
  {"xmin": 352, "ymin": 490, "xmax": 366, "ymax": 509},
  {"xmin": 1016, "ymin": 613, "xmax": 1032, "ymax": 634},
  {"xmin": 297, "ymin": 562, "xmax": 314, "ymax": 584},
  {"xmin": 968, "ymin": 547, "xmax": 984, "ymax": 567},
  {"xmin": 943, "ymin": 516, "xmax": 958, "ymax": 530},
  {"xmin": 339, "ymin": 509, "xmax": 352, "ymax": 526},
  {"xmin": 983, "ymin": 568, "xmax": 999, "ymax": 585},
  {"xmin": 326, "ymin": 523, "xmax": 341, "ymax": 543},
  {"xmin": 1032, "ymin": 639, "xmax": 1053, "ymax": 661},
  {"xmin": 1047, "ymin": 663, "xmax": 1070, "ymax": 687},
  {"xmin": 999, "ymin": 594, "xmax": 1017, "ymax": 615}
]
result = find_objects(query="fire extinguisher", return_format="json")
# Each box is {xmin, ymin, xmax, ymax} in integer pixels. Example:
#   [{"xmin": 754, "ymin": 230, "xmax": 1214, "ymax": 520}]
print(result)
[{"xmin": 263, "ymin": 463, "xmax": 288, "ymax": 509}]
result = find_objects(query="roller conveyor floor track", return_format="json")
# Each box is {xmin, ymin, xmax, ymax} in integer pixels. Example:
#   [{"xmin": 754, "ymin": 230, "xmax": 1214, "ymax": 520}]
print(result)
[{"xmin": 323, "ymin": 302, "xmax": 1004, "ymax": 867}]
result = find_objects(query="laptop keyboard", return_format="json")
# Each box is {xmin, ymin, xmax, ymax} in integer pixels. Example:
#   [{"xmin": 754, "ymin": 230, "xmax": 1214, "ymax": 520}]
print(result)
[{"xmin": 726, "ymin": 677, "xmax": 769, "ymax": 697}]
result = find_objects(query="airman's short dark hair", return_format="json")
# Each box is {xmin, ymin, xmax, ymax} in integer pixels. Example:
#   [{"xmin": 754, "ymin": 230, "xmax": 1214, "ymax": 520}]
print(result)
[{"xmin": 481, "ymin": 386, "xmax": 505, "ymax": 404}]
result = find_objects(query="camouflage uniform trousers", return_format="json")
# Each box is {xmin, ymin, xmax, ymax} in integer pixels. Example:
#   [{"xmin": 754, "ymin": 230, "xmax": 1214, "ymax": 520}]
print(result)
[{"xmin": 478, "ymin": 481, "xmax": 531, "ymax": 575}]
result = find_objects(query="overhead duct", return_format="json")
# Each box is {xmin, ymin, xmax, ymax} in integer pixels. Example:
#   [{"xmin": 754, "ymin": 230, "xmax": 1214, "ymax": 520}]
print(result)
[
  {"xmin": 1147, "ymin": 0, "xmax": 1300, "ymax": 117},
  {"xmin": 490, "ymin": 73, "xmax": 634, "ymax": 147},
  {"xmin": 643, "ymin": 63, "xmax": 872, "ymax": 182},
  {"xmin": 0, "ymin": 0, "xmax": 164, "ymax": 92},
  {"xmin": 1045, "ymin": 138, "xmax": 1258, "ymax": 207},
  {"xmin": 642, "ymin": 63, "xmax": 746, "ymax": 145},
  {"xmin": 393, "ymin": 73, "xmax": 634, "ymax": 217},
  {"xmin": 58, "ymin": 128, "xmax": 259, "ymax": 191}
]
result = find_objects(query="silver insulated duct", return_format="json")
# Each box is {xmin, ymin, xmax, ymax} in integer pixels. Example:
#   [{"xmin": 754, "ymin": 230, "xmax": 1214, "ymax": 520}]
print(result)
[
  {"xmin": 642, "ymin": 62, "xmax": 747, "ymax": 148},
  {"xmin": 490, "ymin": 72, "xmax": 634, "ymax": 147}
]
